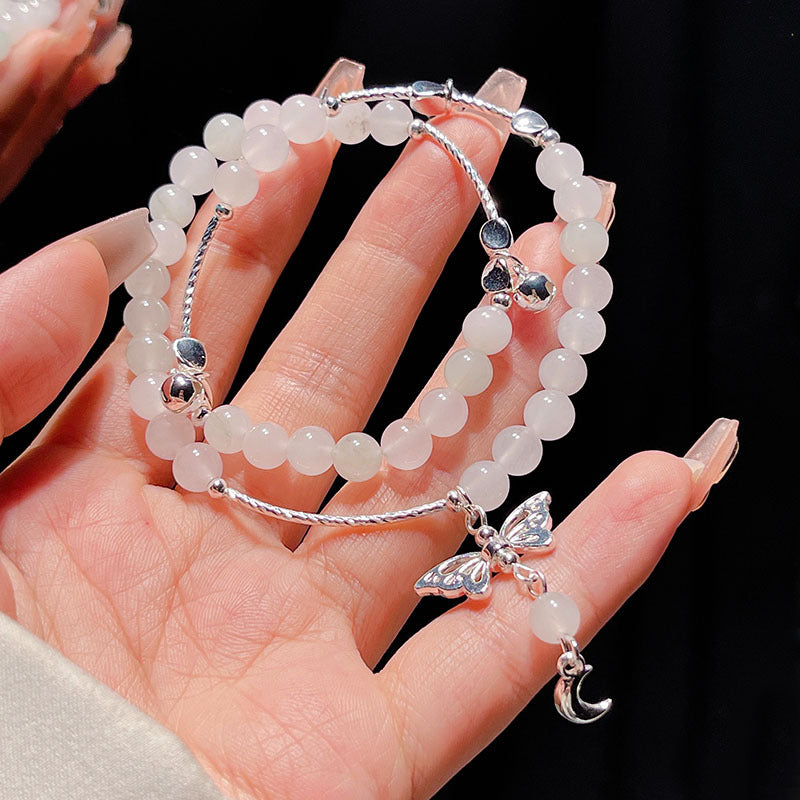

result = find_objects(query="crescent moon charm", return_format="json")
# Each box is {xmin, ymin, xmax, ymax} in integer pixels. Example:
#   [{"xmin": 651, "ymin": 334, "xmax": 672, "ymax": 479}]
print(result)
[{"xmin": 554, "ymin": 663, "xmax": 613, "ymax": 724}]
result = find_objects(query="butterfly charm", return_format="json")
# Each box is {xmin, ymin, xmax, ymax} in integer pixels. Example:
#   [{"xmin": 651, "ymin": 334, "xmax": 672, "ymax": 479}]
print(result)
[{"xmin": 414, "ymin": 491, "xmax": 553, "ymax": 600}]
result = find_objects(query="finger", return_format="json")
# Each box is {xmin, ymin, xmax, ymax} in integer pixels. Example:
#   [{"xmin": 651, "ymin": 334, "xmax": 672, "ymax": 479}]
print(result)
[
  {"xmin": 378, "ymin": 444, "xmax": 720, "ymax": 797},
  {"xmin": 0, "ymin": 239, "xmax": 108, "ymax": 444},
  {"xmin": 38, "ymin": 59, "xmax": 364, "ymax": 483},
  {"xmin": 0, "ymin": 2, "xmax": 99, "ymax": 200},
  {"xmin": 230, "ymin": 69, "xmax": 526, "ymax": 544},
  {"xmin": 301, "ymin": 185, "xmax": 614, "ymax": 662}
]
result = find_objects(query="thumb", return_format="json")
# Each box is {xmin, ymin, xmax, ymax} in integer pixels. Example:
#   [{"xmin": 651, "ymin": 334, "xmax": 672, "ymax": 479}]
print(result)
[{"xmin": 0, "ymin": 209, "xmax": 154, "ymax": 444}]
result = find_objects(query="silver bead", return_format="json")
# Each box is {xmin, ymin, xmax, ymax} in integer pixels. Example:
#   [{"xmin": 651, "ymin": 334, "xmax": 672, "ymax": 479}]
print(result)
[
  {"xmin": 161, "ymin": 372, "xmax": 201, "ymax": 412},
  {"xmin": 323, "ymin": 95, "xmax": 341, "ymax": 115},
  {"xmin": 480, "ymin": 218, "xmax": 513, "ymax": 254},
  {"xmin": 208, "ymin": 477, "xmax": 228, "ymax": 497},
  {"xmin": 490, "ymin": 291, "xmax": 513, "ymax": 310},
  {"xmin": 446, "ymin": 488, "xmax": 463, "ymax": 510},
  {"xmin": 540, "ymin": 128, "xmax": 561, "ymax": 147},
  {"xmin": 173, "ymin": 337, "xmax": 207, "ymax": 373},
  {"xmin": 515, "ymin": 271, "xmax": 557, "ymax": 312},
  {"xmin": 408, "ymin": 118, "xmax": 426, "ymax": 139},
  {"xmin": 483, "ymin": 537, "xmax": 510, "ymax": 561},
  {"xmin": 475, "ymin": 524, "xmax": 496, "ymax": 546},
  {"xmin": 481, "ymin": 253, "xmax": 523, "ymax": 294},
  {"xmin": 215, "ymin": 203, "xmax": 233, "ymax": 219},
  {"xmin": 510, "ymin": 107, "xmax": 548, "ymax": 143}
]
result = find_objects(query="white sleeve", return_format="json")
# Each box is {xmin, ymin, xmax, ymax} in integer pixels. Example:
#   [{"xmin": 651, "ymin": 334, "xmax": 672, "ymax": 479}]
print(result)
[{"xmin": 0, "ymin": 612, "xmax": 227, "ymax": 800}]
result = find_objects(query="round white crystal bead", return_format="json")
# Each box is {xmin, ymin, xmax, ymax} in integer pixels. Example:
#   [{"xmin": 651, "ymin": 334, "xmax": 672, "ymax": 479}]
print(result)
[
  {"xmin": 243, "ymin": 99, "xmax": 281, "ymax": 131},
  {"xmin": 562, "ymin": 264, "xmax": 613, "ymax": 311},
  {"xmin": 123, "ymin": 296, "xmax": 170, "ymax": 336},
  {"xmin": 535, "ymin": 143, "xmax": 584, "ymax": 190},
  {"xmin": 204, "ymin": 404, "xmax": 253, "ymax": 454},
  {"xmin": 203, "ymin": 113, "xmax": 245, "ymax": 161},
  {"xmin": 243, "ymin": 422, "xmax": 288, "ymax": 469},
  {"xmin": 444, "ymin": 348, "xmax": 493, "ymax": 396},
  {"xmin": 333, "ymin": 432, "xmax": 383, "ymax": 482},
  {"xmin": 553, "ymin": 175, "xmax": 603, "ymax": 222},
  {"xmin": 418, "ymin": 387, "xmax": 468, "ymax": 438},
  {"xmin": 523, "ymin": 390, "xmax": 576, "ymax": 441},
  {"xmin": 124, "ymin": 258, "xmax": 170, "ymax": 299},
  {"xmin": 280, "ymin": 94, "xmax": 327, "ymax": 144},
  {"xmin": 560, "ymin": 218, "xmax": 609, "ymax": 265},
  {"xmin": 213, "ymin": 161, "xmax": 259, "ymax": 207},
  {"xmin": 369, "ymin": 100, "xmax": 413, "ymax": 146},
  {"xmin": 528, "ymin": 592, "xmax": 581, "ymax": 643},
  {"xmin": 173, "ymin": 442, "xmax": 223, "ymax": 493},
  {"xmin": 327, "ymin": 101, "xmax": 371, "ymax": 145},
  {"xmin": 538, "ymin": 348, "xmax": 588, "ymax": 395},
  {"xmin": 287, "ymin": 425, "xmax": 335, "ymax": 475},
  {"xmin": 146, "ymin": 411, "xmax": 196, "ymax": 460},
  {"xmin": 459, "ymin": 460, "xmax": 510, "ymax": 512},
  {"xmin": 128, "ymin": 371, "xmax": 169, "ymax": 420},
  {"xmin": 149, "ymin": 219, "xmax": 187, "ymax": 266},
  {"xmin": 491, "ymin": 425, "xmax": 543, "ymax": 476},
  {"xmin": 126, "ymin": 334, "xmax": 173, "ymax": 375},
  {"xmin": 148, "ymin": 184, "xmax": 196, "ymax": 228},
  {"xmin": 169, "ymin": 146, "xmax": 217, "ymax": 195},
  {"xmin": 380, "ymin": 418, "xmax": 432, "ymax": 470},
  {"xmin": 462, "ymin": 305, "xmax": 512, "ymax": 355},
  {"xmin": 242, "ymin": 125, "xmax": 290, "ymax": 172},
  {"xmin": 557, "ymin": 308, "xmax": 607, "ymax": 354}
]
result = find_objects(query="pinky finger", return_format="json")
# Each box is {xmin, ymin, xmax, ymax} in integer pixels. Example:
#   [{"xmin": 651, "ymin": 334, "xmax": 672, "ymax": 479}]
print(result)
[{"xmin": 378, "ymin": 420, "xmax": 737, "ymax": 797}]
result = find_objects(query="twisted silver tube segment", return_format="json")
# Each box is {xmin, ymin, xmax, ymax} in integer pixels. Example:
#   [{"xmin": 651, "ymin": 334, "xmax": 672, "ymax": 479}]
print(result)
[
  {"xmin": 413, "ymin": 120, "xmax": 500, "ymax": 221},
  {"xmin": 223, "ymin": 484, "xmax": 450, "ymax": 527},
  {"xmin": 182, "ymin": 212, "xmax": 221, "ymax": 337}
]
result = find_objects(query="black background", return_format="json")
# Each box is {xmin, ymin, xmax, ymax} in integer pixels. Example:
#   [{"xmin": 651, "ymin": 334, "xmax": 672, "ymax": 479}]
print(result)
[{"xmin": 1, "ymin": 0, "xmax": 798, "ymax": 797}]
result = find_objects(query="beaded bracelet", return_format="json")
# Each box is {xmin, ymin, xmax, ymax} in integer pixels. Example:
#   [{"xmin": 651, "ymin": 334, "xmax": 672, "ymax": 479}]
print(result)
[{"xmin": 123, "ymin": 77, "xmax": 614, "ymax": 724}]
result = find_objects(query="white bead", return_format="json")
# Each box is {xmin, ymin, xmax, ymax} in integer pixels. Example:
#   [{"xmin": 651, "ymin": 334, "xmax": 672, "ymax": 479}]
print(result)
[
  {"xmin": 148, "ymin": 184, "xmax": 196, "ymax": 228},
  {"xmin": 145, "ymin": 411, "xmax": 196, "ymax": 460},
  {"xmin": 327, "ymin": 101, "xmax": 371, "ymax": 145},
  {"xmin": 242, "ymin": 125, "xmax": 290, "ymax": 172},
  {"xmin": 149, "ymin": 219, "xmax": 187, "ymax": 266},
  {"xmin": 124, "ymin": 258, "xmax": 170, "ymax": 298},
  {"xmin": 444, "ymin": 348, "xmax": 493, "ymax": 396},
  {"xmin": 535, "ymin": 143, "xmax": 584, "ymax": 190},
  {"xmin": 280, "ymin": 94, "xmax": 327, "ymax": 144},
  {"xmin": 332, "ymin": 432, "xmax": 382, "ymax": 482},
  {"xmin": 459, "ymin": 460, "xmax": 510, "ymax": 512},
  {"xmin": 528, "ymin": 592, "xmax": 581, "ymax": 643},
  {"xmin": 538, "ymin": 348, "xmax": 588, "ymax": 395},
  {"xmin": 213, "ymin": 161, "xmax": 259, "ymax": 207},
  {"xmin": 562, "ymin": 264, "xmax": 613, "ymax": 311},
  {"xmin": 243, "ymin": 98, "xmax": 280, "ymax": 131},
  {"xmin": 126, "ymin": 334, "xmax": 173, "ymax": 375},
  {"xmin": 172, "ymin": 442, "xmax": 223, "ymax": 493},
  {"xmin": 553, "ymin": 175, "xmax": 603, "ymax": 222},
  {"xmin": 380, "ymin": 418, "xmax": 432, "ymax": 470},
  {"xmin": 560, "ymin": 218, "xmax": 609, "ymax": 265},
  {"xmin": 243, "ymin": 422, "xmax": 288, "ymax": 469},
  {"xmin": 203, "ymin": 113, "xmax": 245, "ymax": 161},
  {"xmin": 462, "ymin": 305, "xmax": 512, "ymax": 355},
  {"xmin": 203, "ymin": 404, "xmax": 252, "ymax": 454},
  {"xmin": 557, "ymin": 308, "xmax": 606, "ymax": 354},
  {"xmin": 523, "ymin": 390, "xmax": 576, "ymax": 441},
  {"xmin": 369, "ymin": 100, "xmax": 413, "ymax": 146},
  {"xmin": 169, "ymin": 146, "xmax": 217, "ymax": 195},
  {"xmin": 419, "ymin": 387, "xmax": 468, "ymax": 438},
  {"xmin": 491, "ymin": 425, "xmax": 543, "ymax": 477},
  {"xmin": 287, "ymin": 426, "xmax": 334, "ymax": 475},
  {"xmin": 128, "ymin": 371, "xmax": 168, "ymax": 420},
  {"xmin": 123, "ymin": 296, "xmax": 170, "ymax": 336}
]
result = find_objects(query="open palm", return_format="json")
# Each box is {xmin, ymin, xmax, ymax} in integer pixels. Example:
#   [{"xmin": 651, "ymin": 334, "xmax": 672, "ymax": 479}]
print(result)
[{"xmin": 0, "ymin": 60, "xmax": 717, "ymax": 799}]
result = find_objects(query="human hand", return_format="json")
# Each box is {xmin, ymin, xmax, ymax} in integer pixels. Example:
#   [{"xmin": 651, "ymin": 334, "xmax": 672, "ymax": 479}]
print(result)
[
  {"xmin": 0, "ymin": 59, "xmax": 738, "ymax": 799},
  {"xmin": 0, "ymin": 0, "xmax": 131, "ymax": 201}
]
